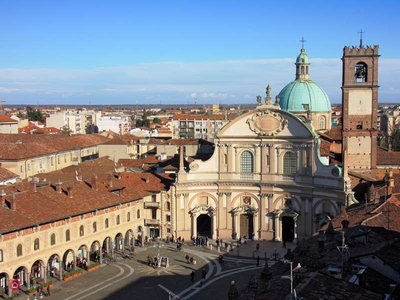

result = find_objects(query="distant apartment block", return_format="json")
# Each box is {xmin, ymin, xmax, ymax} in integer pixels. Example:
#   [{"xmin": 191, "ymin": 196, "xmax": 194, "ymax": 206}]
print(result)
[
  {"xmin": 97, "ymin": 115, "xmax": 131, "ymax": 135},
  {"xmin": 46, "ymin": 110, "xmax": 102, "ymax": 134},
  {"xmin": 172, "ymin": 113, "xmax": 236, "ymax": 141}
]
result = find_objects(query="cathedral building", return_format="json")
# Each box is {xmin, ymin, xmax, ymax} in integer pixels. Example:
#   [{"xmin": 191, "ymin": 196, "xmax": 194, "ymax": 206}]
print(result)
[{"xmin": 171, "ymin": 47, "xmax": 349, "ymax": 243}]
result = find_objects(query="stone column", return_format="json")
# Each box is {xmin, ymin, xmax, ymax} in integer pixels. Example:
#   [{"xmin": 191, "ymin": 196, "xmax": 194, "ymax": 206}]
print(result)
[
  {"xmin": 261, "ymin": 144, "xmax": 267, "ymax": 174},
  {"xmin": 217, "ymin": 192, "xmax": 224, "ymax": 233},
  {"xmin": 183, "ymin": 193, "xmax": 189, "ymax": 230},
  {"xmin": 212, "ymin": 212, "xmax": 217, "ymax": 239},
  {"xmin": 192, "ymin": 213, "xmax": 197, "ymax": 237},
  {"xmin": 226, "ymin": 193, "xmax": 232, "ymax": 230},
  {"xmin": 267, "ymin": 194, "xmax": 273, "ymax": 231},
  {"xmin": 269, "ymin": 145, "xmax": 276, "ymax": 174},
  {"xmin": 42, "ymin": 266, "xmax": 47, "ymax": 283},
  {"xmin": 293, "ymin": 216, "xmax": 298, "ymax": 245},
  {"xmin": 233, "ymin": 213, "xmax": 238, "ymax": 237},
  {"xmin": 255, "ymin": 145, "xmax": 260, "ymax": 173},
  {"xmin": 253, "ymin": 213, "xmax": 259, "ymax": 239},
  {"xmin": 274, "ymin": 216, "xmax": 281, "ymax": 241},
  {"xmin": 59, "ymin": 267, "xmax": 63, "ymax": 281},
  {"xmin": 259, "ymin": 194, "xmax": 267, "ymax": 231},
  {"xmin": 26, "ymin": 272, "xmax": 31, "ymax": 289},
  {"xmin": 227, "ymin": 145, "xmax": 233, "ymax": 173}
]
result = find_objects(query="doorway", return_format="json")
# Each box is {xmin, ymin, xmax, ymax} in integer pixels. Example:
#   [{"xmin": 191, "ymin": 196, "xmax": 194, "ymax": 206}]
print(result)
[
  {"xmin": 282, "ymin": 216, "xmax": 295, "ymax": 242},
  {"xmin": 197, "ymin": 214, "xmax": 212, "ymax": 238},
  {"xmin": 240, "ymin": 214, "xmax": 254, "ymax": 239}
]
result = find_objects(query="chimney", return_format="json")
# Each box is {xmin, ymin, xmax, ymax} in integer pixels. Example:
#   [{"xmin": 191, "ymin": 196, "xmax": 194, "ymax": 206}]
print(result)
[
  {"xmin": 31, "ymin": 177, "xmax": 37, "ymax": 192},
  {"xmin": 10, "ymin": 192, "xmax": 16, "ymax": 211},
  {"xmin": 107, "ymin": 174, "xmax": 113, "ymax": 188},
  {"xmin": 0, "ymin": 189, "xmax": 6, "ymax": 206},
  {"xmin": 55, "ymin": 179, "xmax": 62, "ymax": 193},
  {"xmin": 145, "ymin": 174, "xmax": 150, "ymax": 183},
  {"xmin": 91, "ymin": 174, "xmax": 98, "ymax": 191},
  {"xmin": 388, "ymin": 168, "xmax": 394, "ymax": 189},
  {"xmin": 67, "ymin": 184, "xmax": 73, "ymax": 198}
]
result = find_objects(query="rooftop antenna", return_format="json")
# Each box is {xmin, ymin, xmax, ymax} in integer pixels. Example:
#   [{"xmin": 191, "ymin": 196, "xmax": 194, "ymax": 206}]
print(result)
[
  {"xmin": 358, "ymin": 29, "xmax": 365, "ymax": 47},
  {"xmin": 194, "ymin": 97, "xmax": 197, "ymax": 105}
]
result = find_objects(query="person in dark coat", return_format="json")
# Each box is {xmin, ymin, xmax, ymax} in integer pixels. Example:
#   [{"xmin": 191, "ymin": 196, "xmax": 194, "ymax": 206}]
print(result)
[
  {"xmin": 202, "ymin": 268, "xmax": 206, "ymax": 280},
  {"xmin": 190, "ymin": 270, "xmax": 195, "ymax": 282}
]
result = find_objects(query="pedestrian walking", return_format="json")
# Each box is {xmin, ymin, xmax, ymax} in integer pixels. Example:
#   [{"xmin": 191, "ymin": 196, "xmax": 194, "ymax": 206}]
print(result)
[
  {"xmin": 202, "ymin": 268, "xmax": 206, "ymax": 280},
  {"xmin": 256, "ymin": 243, "xmax": 260, "ymax": 251},
  {"xmin": 185, "ymin": 254, "xmax": 190, "ymax": 263},
  {"xmin": 283, "ymin": 239, "xmax": 287, "ymax": 248},
  {"xmin": 256, "ymin": 256, "xmax": 260, "ymax": 266},
  {"xmin": 47, "ymin": 285, "xmax": 51, "ymax": 296},
  {"xmin": 190, "ymin": 270, "xmax": 195, "ymax": 282}
]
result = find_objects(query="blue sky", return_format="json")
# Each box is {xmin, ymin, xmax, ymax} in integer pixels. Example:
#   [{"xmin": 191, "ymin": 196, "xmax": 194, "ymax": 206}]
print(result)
[{"xmin": 1, "ymin": 0, "xmax": 399, "ymax": 105}]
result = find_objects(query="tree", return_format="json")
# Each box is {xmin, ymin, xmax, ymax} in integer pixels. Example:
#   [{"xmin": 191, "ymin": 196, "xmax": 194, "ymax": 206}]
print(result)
[
  {"xmin": 26, "ymin": 106, "xmax": 45, "ymax": 123},
  {"xmin": 153, "ymin": 117, "xmax": 162, "ymax": 125}
]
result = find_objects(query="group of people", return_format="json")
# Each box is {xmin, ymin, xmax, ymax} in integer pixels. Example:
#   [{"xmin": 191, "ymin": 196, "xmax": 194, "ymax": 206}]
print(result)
[
  {"xmin": 191, "ymin": 236, "xmax": 209, "ymax": 247},
  {"xmin": 147, "ymin": 255, "xmax": 160, "ymax": 268},
  {"xmin": 185, "ymin": 254, "xmax": 196, "ymax": 265}
]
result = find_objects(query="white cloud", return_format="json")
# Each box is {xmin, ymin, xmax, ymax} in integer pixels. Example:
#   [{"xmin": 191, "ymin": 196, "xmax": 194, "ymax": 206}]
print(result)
[{"xmin": 0, "ymin": 58, "xmax": 399, "ymax": 104}]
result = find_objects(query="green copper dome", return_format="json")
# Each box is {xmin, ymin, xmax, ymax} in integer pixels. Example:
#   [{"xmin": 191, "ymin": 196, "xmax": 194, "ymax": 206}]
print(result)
[
  {"xmin": 278, "ymin": 47, "xmax": 331, "ymax": 113},
  {"xmin": 279, "ymin": 80, "xmax": 331, "ymax": 112}
]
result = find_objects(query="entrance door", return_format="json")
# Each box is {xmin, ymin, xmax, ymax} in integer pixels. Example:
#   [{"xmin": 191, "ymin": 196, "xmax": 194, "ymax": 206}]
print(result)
[
  {"xmin": 282, "ymin": 216, "xmax": 294, "ymax": 242},
  {"xmin": 197, "ymin": 214, "xmax": 212, "ymax": 238},
  {"xmin": 240, "ymin": 214, "xmax": 254, "ymax": 239}
]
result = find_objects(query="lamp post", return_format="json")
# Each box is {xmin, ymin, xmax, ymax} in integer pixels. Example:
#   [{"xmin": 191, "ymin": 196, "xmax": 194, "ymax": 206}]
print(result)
[
  {"xmin": 270, "ymin": 248, "xmax": 281, "ymax": 262},
  {"xmin": 283, "ymin": 259, "xmax": 294, "ymax": 295},
  {"xmin": 154, "ymin": 240, "xmax": 164, "ymax": 260}
]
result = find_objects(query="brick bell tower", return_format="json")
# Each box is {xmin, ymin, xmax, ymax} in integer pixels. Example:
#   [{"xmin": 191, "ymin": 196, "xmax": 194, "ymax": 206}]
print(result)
[{"xmin": 341, "ymin": 34, "xmax": 380, "ymax": 177}]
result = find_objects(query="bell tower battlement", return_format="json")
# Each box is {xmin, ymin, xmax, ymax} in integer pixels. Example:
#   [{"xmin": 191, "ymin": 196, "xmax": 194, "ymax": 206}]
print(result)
[{"xmin": 343, "ymin": 45, "xmax": 379, "ymax": 57}]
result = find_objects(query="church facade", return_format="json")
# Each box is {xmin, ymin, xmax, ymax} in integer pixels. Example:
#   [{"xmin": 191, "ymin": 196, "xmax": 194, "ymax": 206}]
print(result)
[{"xmin": 171, "ymin": 48, "xmax": 348, "ymax": 242}]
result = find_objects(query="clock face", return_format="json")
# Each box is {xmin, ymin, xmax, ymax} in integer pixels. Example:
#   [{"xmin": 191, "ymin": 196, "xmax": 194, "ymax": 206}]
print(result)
[{"xmin": 332, "ymin": 167, "xmax": 340, "ymax": 177}]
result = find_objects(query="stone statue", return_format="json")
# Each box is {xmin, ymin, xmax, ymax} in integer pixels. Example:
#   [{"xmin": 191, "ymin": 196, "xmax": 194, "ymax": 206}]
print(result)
[{"xmin": 256, "ymin": 95, "xmax": 262, "ymax": 104}]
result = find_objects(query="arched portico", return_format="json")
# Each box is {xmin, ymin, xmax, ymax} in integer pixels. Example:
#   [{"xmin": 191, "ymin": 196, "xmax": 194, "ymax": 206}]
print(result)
[
  {"xmin": 13, "ymin": 266, "xmax": 28, "ymax": 289},
  {"xmin": 77, "ymin": 244, "xmax": 89, "ymax": 268},
  {"xmin": 125, "ymin": 229, "xmax": 134, "ymax": 250},
  {"xmin": 0, "ymin": 272, "xmax": 10, "ymax": 297},
  {"xmin": 230, "ymin": 205, "xmax": 259, "ymax": 239},
  {"xmin": 189, "ymin": 204, "xmax": 217, "ymax": 239},
  {"xmin": 47, "ymin": 254, "xmax": 62, "ymax": 281},
  {"xmin": 30, "ymin": 259, "xmax": 46, "ymax": 287},
  {"xmin": 102, "ymin": 236, "xmax": 113, "ymax": 257},
  {"xmin": 114, "ymin": 233, "xmax": 124, "ymax": 253},
  {"xmin": 63, "ymin": 249, "xmax": 75, "ymax": 272},
  {"xmin": 90, "ymin": 241, "xmax": 102, "ymax": 263}
]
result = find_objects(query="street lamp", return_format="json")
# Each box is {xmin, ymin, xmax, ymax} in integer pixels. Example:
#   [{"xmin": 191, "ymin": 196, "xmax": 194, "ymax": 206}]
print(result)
[
  {"xmin": 270, "ymin": 248, "xmax": 281, "ymax": 262},
  {"xmin": 282, "ymin": 249, "xmax": 295, "ymax": 296},
  {"xmin": 153, "ymin": 240, "xmax": 164, "ymax": 260}
]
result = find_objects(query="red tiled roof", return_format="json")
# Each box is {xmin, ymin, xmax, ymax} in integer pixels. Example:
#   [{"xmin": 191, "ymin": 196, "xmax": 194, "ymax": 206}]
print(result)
[
  {"xmin": 377, "ymin": 147, "xmax": 400, "ymax": 165},
  {"xmin": 323, "ymin": 127, "xmax": 342, "ymax": 141},
  {"xmin": 0, "ymin": 157, "xmax": 174, "ymax": 233},
  {"xmin": 0, "ymin": 166, "xmax": 19, "ymax": 181},
  {"xmin": 0, "ymin": 134, "xmax": 110, "ymax": 160},
  {"xmin": 0, "ymin": 115, "xmax": 18, "ymax": 123}
]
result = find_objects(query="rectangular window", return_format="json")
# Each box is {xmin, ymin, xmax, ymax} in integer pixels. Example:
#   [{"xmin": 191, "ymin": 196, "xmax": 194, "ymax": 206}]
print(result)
[
  {"xmin": 20, "ymin": 165, "xmax": 23, "ymax": 172},
  {"xmin": 0, "ymin": 249, "xmax": 3, "ymax": 262},
  {"xmin": 64, "ymin": 154, "xmax": 67, "ymax": 163},
  {"xmin": 166, "ymin": 215, "xmax": 171, "ymax": 222},
  {"xmin": 152, "ymin": 209, "xmax": 157, "ymax": 219}
]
